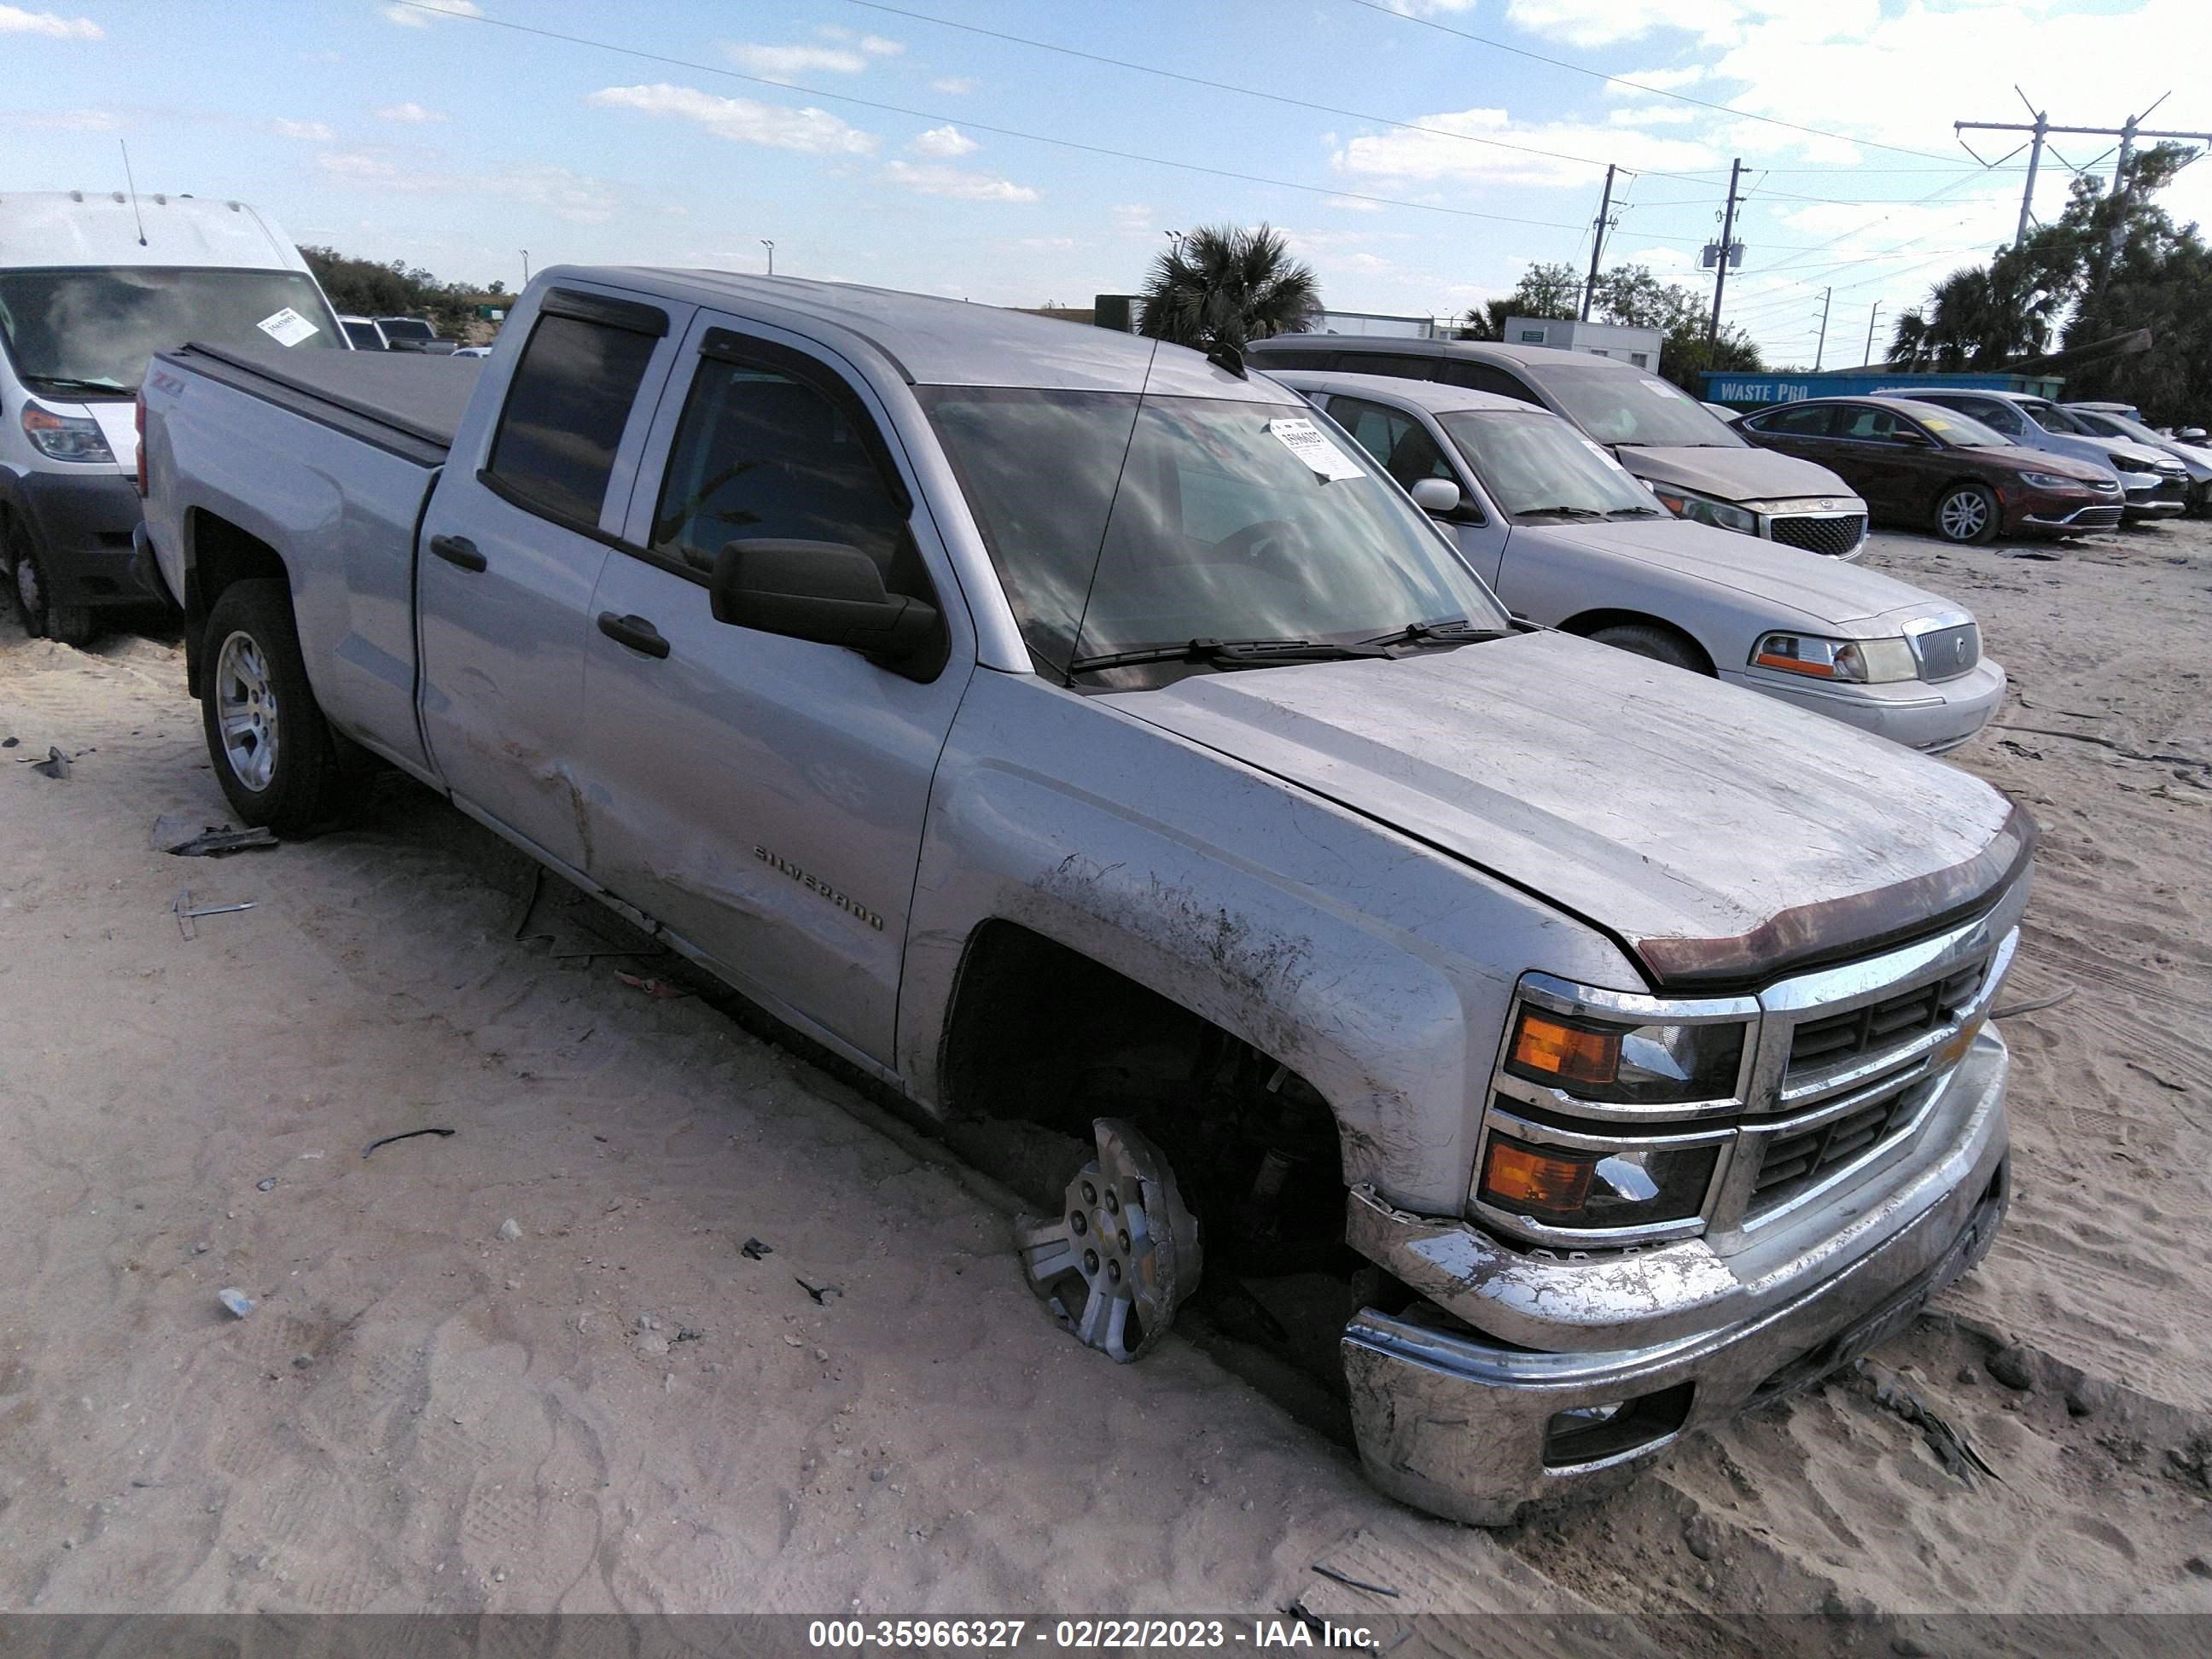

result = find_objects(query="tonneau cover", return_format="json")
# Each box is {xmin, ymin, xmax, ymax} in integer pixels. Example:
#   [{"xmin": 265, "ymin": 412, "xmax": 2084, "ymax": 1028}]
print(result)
[{"xmin": 172, "ymin": 341, "xmax": 482, "ymax": 452}]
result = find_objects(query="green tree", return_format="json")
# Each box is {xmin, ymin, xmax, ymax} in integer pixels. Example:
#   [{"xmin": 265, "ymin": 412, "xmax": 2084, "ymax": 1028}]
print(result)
[
  {"xmin": 1138, "ymin": 224, "xmax": 1320, "ymax": 352},
  {"xmin": 298, "ymin": 246, "xmax": 496, "ymax": 337}
]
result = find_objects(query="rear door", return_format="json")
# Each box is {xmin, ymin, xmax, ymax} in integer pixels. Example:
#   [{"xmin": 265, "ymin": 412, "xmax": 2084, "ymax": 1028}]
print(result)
[
  {"xmin": 416, "ymin": 287, "xmax": 684, "ymax": 873},
  {"xmin": 1824, "ymin": 405, "xmax": 1921, "ymax": 516},
  {"xmin": 577, "ymin": 316, "xmax": 974, "ymax": 1066}
]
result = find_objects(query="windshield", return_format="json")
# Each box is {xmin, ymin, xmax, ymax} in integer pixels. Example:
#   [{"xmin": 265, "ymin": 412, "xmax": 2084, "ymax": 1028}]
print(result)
[
  {"xmin": 1437, "ymin": 409, "xmax": 1659, "ymax": 517},
  {"xmin": 1538, "ymin": 364, "xmax": 1747, "ymax": 450},
  {"xmin": 0, "ymin": 266, "xmax": 341, "ymax": 396},
  {"xmin": 1901, "ymin": 405, "xmax": 2013, "ymax": 448},
  {"xmin": 923, "ymin": 387, "xmax": 1510, "ymax": 675},
  {"xmin": 2080, "ymin": 410, "xmax": 2164, "ymax": 445}
]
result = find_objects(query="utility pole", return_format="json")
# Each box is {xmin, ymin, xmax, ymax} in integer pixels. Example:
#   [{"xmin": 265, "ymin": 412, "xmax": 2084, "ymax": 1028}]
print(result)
[
  {"xmin": 1813, "ymin": 288, "xmax": 1832, "ymax": 371},
  {"xmin": 1954, "ymin": 93, "xmax": 2209, "ymax": 268},
  {"xmin": 1864, "ymin": 302, "xmax": 1883, "ymax": 368},
  {"xmin": 1706, "ymin": 157, "xmax": 1743, "ymax": 348},
  {"xmin": 761, "ymin": 239, "xmax": 775, "ymax": 276},
  {"xmin": 1580, "ymin": 163, "xmax": 1615, "ymax": 323}
]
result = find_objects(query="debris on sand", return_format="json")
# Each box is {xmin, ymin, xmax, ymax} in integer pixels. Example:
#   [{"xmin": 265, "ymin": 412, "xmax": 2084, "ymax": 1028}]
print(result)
[
  {"xmin": 217, "ymin": 1288, "xmax": 256, "ymax": 1318},
  {"xmin": 362, "ymin": 1127, "xmax": 456, "ymax": 1160}
]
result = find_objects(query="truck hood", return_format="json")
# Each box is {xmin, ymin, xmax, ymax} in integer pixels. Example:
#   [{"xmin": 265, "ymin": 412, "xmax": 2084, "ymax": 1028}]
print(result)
[
  {"xmin": 1101, "ymin": 631, "xmax": 2029, "ymax": 990},
  {"xmin": 1516, "ymin": 516, "xmax": 1946, "ymax": 630},
  {"xmin": 1615, "ymin": 443, "xmax": 1860, "ymax": 507}
]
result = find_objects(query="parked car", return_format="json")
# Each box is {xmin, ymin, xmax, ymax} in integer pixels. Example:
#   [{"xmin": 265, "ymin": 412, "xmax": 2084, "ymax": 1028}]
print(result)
[
  {"xmin": 1887, "ymin": 387, "xmax": 2186, "ymax": 522},
  {"xmin": 1279, "ymin": 373, "xmax": 2003, "ymax": 752},
  {"xmin": 339, "ymin": 314, "xmax": 391, "ymax": 351},
  {"xmin": 0, "ymin": 189, "xmax": 342, "ymax": 643},
  {"xmin": 141, "ymin": 267, "xmax": 2028, "ymax": 1528},
  {"xmin": 1738, "ymin": 396, "xmax": 2123, "ymax": 544},
  {"xmin": 1244, "ymin": 333, "xmax": 1871, "ymax": 558},
  {"xmin": 451, "ymin": 343, "xmax": 494, "ymax": 358},
  {"xmin": 376, "ymin": 315, "xmax": 457, "ymax": 355},
  {"xmin": 2062, "ymin": 402, "xmax": 2212, "ymax": 514}
]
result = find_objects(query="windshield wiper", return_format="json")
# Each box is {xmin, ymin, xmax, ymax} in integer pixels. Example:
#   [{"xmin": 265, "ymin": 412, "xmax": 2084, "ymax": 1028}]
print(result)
[
  {"xmin": 26, "ymin": 375, "xmax": 129, "ymax": 398},
  {"xmin": 1068, "ymin": 636, "xmax": 1392, "ymax": 675},
  {"xmin": 1515, "ymin": 505, "xmax": 1607, "ymax": 521},
  {"xmin": 1604, "ymin": 506, "xmax": 1665, "ymax": 519},
  {"xmin": 1359, "ymin": 618, "xmax": 1510, "ymax": 649}
]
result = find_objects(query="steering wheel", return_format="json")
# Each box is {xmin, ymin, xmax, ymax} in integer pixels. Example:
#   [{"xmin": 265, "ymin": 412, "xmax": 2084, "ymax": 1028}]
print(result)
[{"xmin": 1214, "ymin": 518, "xmax": 1301, "ymax": 564}]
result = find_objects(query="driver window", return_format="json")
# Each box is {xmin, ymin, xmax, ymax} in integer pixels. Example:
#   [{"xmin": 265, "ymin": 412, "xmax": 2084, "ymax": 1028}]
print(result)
[
  {"xmin": 649, "ymin": 353, "xmax": 932, "ymax": 602},
  {"xmin": 1324, "ymin": 396, "xmax": 1455, "ymax": 490},
  {"xmin": 1838, "ymin": 406, "xmax": 1902, "ymax": 442},
  {"xmin": 1958, "ymin": 399, "xmax": 2023, "ymax": 435}
]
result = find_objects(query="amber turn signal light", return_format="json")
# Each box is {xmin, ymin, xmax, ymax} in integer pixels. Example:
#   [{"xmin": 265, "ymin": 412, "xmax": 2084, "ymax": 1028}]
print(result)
[
  {"xmin": 1510, "ymin": 1010, "xmax": 1621, "ymax": 1088},
  {"xmin": 1479, "ymin": 1138, "xmax": 1596, "ymax": 1219}
]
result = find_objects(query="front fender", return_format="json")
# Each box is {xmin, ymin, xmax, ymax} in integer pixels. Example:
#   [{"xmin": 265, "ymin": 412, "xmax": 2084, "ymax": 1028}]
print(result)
[{"xmin": 896, "ymin": 670, "xmax": 1629, "ymax": 1214}]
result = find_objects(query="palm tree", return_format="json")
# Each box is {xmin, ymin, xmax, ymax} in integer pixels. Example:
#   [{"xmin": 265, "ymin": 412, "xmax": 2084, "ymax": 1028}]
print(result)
[{"xmin": 1138, "ymin": 224, "xmax": 1320, "ymax": 352}]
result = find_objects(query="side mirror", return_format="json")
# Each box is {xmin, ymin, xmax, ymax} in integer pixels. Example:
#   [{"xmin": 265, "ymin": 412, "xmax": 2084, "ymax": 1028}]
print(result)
[
  {"xmin": 710, "ymin": 539, "xmax": 944, "ymax": 678},
  {"xmin": 1411, "ymin": 477, "xmax": 1462, "ymax": 515},
  {"xmin": 1896, "ymin": 428, "xmax": 1936, "ymax": 447},
  {"xmin": 2180, "ymin": 428, "xmax": 2207, "ymax": 441}
]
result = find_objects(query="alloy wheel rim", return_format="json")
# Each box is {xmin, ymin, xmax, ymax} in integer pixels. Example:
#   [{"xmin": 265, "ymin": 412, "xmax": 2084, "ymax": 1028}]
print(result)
[
  {"xmin": 214, "ymin": 630, "xmax": 280, "ymax": 791},
  {"xmin": 1941, "ymin": 492, "xmax": 1988, "ymax": 538}
]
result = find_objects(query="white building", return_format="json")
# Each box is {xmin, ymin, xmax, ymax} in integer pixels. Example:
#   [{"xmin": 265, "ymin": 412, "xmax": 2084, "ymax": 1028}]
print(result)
[{"xmin": 1501, "ymin": 316, "xmax": 1663, "ymax": 372}]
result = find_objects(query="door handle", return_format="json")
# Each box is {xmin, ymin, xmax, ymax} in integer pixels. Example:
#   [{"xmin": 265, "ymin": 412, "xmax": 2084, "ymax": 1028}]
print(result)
[
  {"xmin": 429, "ymin": 533, "xmax": 486, "ymax": 572},
  {"xmin": 597, "ymin": 611, "xmax": 671, "ymax": 660}
]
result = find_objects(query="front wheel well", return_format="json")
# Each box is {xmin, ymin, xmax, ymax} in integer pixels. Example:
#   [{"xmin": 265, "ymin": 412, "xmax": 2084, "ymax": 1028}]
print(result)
[
  {"xmin": 1557, "ymin": 608, "xmax": 1717, "ymax": 674},
  {"xmin": 938, "ymin": 920, "xmax": 1349, "ymax": 1272},
  {"xmin": 183, "ymin": 511, "xmax": 288, "ymax": 696}
]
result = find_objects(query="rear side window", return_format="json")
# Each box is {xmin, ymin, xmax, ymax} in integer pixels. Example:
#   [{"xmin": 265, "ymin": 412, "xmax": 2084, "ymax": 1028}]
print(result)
[
  {"xmin": 485, "ymin": 303, "xmax": 663, "ymax": 529},
  {"xmin": 1755, "ymin": 405, "xmax": 1839, "ymax": 437},
  {"xmin": 649, "ymin": 349, "xmax": 928, "ymax": 600},
  {"xmin": 1436, "ymin": 360, "xmax": 1545, "ymax": 405},
  {"xmin": 1334, "ymin": 352, "xmax": 1434, "ymax": 381}
]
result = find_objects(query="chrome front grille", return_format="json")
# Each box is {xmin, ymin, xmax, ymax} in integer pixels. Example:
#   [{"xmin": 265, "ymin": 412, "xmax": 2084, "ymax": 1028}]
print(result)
[
  {"xmin": 1751, "ymin": 1082, "xmax": 1920, "ymax": 1204},
  {"xmin": 1786, "ymin": 961, "xmax": 1986, "ymax": 1071},
  {"xmin": 1909, "ymin": 623, "xmax": 1981, "ymax": 684},
  {"xmin": 1770, "ymin": 513, "xmax": 1867, "ymax": 556}
]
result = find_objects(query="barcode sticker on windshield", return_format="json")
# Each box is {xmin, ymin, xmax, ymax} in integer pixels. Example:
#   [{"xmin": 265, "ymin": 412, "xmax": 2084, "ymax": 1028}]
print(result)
[
  {"xmin": 1639, "ymin": 377, "xmax": 1681, "ymax": 399},
  {"xmin": 1580, "ymin": 437, "xmax": 1628, "ymax": 470},
  {"xmin": 257, "ymin": 306, "xmax": 320, "ymax": 348},
  {"xmin": 1268, "ymin": 417, "xmax": 1365, "ymax": 480}
]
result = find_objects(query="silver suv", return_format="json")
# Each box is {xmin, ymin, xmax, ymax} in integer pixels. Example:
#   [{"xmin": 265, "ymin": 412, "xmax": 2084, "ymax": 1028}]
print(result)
[{"xmin": 1246, "ymin": 334, "xmax": 1871, "ymax": 558}]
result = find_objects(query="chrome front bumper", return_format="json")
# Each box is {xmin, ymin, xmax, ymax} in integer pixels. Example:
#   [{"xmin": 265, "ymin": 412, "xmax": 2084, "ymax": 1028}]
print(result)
[{"xmin": 1339, "ymin": 1031, "xmax": 2011, "ymax": 1526}]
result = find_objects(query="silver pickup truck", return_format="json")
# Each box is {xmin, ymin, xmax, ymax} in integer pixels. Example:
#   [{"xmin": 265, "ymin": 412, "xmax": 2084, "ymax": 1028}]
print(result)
[{"xmin": 137, "ymin": 268, "xmax": 2028, "ymax": 1526}]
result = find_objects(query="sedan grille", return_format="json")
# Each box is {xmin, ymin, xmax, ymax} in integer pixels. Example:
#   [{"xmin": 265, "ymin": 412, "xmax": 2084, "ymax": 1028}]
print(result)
[
  {"xmin": 1912, "ymin": 622, "xmax": 1981, "ymax": 682},
  {"xmin": 1750, "ymin": 1083, "xmax": 1920, "ymax": 1210},
  {"xmin": 1786, "ymin": 961, "xmax": 1988, "ymax": 1074},
  {"xmin": 1769, "ymin": 513, "xmax": 1866, "ymax": 556}
]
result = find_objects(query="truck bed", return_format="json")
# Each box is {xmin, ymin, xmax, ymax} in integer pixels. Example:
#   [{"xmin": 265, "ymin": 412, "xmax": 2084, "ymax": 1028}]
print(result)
[{"xmin": 165, "ymin": 341, "xmax": 482, "ymax": 464}]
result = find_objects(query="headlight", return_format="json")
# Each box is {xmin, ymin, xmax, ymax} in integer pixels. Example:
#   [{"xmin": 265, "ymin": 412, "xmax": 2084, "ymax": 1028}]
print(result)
[
  {"xmin": 1650, "ymin": 485, "xmax": 1760, "ymax": 535},
  {"xmin": 1505, "ymin": 1004, "xmax": 1745, "ymax": 1104},
  {"xmin": 2019, "ymin": 470, "xmax": 2081, "ymax": 489},
  {"xmin": 21, "ymin": 403, "xmax": 116, "ymax": 463},
  {"xmin": 1476, "ymin": 1133, "xmax": 1720, "ymax": 1229},
  {"xmin": 1752, "ymin": 632, "xmax": 1919, "ymax": 684}
]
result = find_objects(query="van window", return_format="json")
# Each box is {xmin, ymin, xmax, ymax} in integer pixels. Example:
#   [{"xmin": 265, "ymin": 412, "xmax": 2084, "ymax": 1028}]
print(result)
[
  {"xmin": 484, "ymin": 312, "xmax": 660, "ymax": 529},
  {"xmin": 0, "ymin": 265, "xmax": 342, "ymax": 398},
  {"xmin": 1436, "ymin": 360, "xmax": 1544, "ymax": 405},
  {"xmin": 1333, "ymin": 352, "xmax": 1433, "ymax": 381}
]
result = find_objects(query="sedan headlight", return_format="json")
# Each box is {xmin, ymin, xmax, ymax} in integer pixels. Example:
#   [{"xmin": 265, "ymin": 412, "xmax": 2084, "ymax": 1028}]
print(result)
[
  {"xmin": 21, "ymin": 403, "xmax": 116, "ymax": 463},
  {"xmin": 2019, "ymin": 470, "xmax": 2084, "ymax": 489},
  {"xmin": 1504, "ymin": 1004, "xmax": 1746, "ymax": 1104},
  {"xmin": 1649, "ymin": 484, "xmax": 1760, "ymax": 535},
  {"xmin": 1752, "ymin": 632, "xmax": 1919, "ymax": 684}
]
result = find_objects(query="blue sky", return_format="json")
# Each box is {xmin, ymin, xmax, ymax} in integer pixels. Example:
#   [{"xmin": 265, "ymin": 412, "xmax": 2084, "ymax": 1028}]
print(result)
[{"xmin": 2, "ymin": 0, "xmax": 2196, "ymax": 367}]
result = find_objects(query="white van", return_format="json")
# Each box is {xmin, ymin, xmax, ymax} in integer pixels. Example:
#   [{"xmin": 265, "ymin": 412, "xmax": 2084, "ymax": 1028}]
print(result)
[{"xmin": 0, "ymin": 190, "xmax": 345, "ymax": 642}]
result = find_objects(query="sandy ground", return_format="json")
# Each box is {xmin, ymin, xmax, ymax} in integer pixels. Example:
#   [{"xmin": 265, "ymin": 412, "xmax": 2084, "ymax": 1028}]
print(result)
[{"xmin": 1, "ymin": 518, "xmax": 2208, "ymax": 1639}]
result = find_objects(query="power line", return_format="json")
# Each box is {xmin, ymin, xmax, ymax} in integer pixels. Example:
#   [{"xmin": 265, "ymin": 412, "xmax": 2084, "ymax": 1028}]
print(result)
[{"xmin": 1341, "ymin": 0, "xmax": 1979, "ymax": 166}]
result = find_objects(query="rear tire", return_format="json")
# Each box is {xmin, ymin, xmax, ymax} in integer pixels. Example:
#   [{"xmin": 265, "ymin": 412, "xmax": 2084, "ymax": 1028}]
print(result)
[
  {"xmin": 200, "ymin": 579, "xmax": 350, "ymax": 833},
  {"xmin": 1934, "ymin": 483, "xmax": 2000, "ymax": 545},
  {"xmin": 1589, "ymin": 622, "xmax": 1709, "ymax": 674},
  {"xmin": 9, "ymin": 519, "xmax": 96, "ymax": 645}
]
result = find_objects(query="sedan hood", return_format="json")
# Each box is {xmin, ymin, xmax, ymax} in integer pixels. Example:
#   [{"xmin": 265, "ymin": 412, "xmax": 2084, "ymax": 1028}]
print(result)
[
  {"xmin": 1522, "ymin": 516, "xmax": 1943, "ymax": 629},
  {"xmin": 1616, "ymin": 443, "xmax": 1860, "ymax": 507},
  {"xmin": 1103, "ymin": 632, "xmax": 2029, "ymax": 990}
]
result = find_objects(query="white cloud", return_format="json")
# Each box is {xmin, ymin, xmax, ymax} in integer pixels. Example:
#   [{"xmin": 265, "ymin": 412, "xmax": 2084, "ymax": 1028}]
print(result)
[
  {"xmin": 1609, "ymin": 105, "xmax": 1697, "ymax": 127},
  {"xmin": 859, "ymin": 34, "xmax": 902, "ymax": 56},
  {"xmin": 1112, "ymin": 203, "xmax": 1155, "ymax": 236},
  {"xmin": 381, "ymin": 0, "xmax": 482, "ymax": 26},
  {"xmin": 316, "ymin": 151, "xmax": 622, "ymax": 223},
  {"xmin": 931, "ymin": 76, "xmax": 978, "ymax": 95},
  {"xmin": 911, "ymin": 124, "xmax": 978, "ymax": 158},
  {"xmin": 1335, "ymin": 107, "xmax": 1714, "ymax": 189},
  {"xmin": 1322, "ymin": 195, "xmax": 1387, "ymax": 212},
  {"xmin": 1502, "ymin": 0, "xmax": 1853, "ymax": 49},
  {"xmin": 1, "ymin": 106, "xmax": 118, "ymax": 131},
  {"xmin": 0, "ymin": 5, "xmax": 102, "ymax": 38},
  {"xmin": 725, "ymin": 38, "xmax": 895, "ymax": 81},
  {"xmin": 1603, "ymin": 64, "xmax": 1708, "ymax": 96},
  {"xmin": 587, "ymin": 84, "xmax": 877, "ymax": 155},
  {"xmin": 884, "ymin": 160, "xmax": 1038, "ymax": 203},
  {"xmin": 275, "ymin": 119, "xmax": 336, "ymax": 140},
  {"xmin": 1021, "ymin": 236, "xmax": 1076, "ymax": 250},
  {"xmin": 377, "ymin": 101, "xmax": 447, "ymax": 123}
]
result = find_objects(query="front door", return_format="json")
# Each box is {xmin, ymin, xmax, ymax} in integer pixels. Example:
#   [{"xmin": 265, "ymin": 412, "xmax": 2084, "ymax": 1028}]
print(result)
[
  {"xmin": 1322, "ymin": 392, "xmax": 1509, "ymax": 586},
  {"xmin": 577, "ymin": 317, "xmax": 974, "ymax": 1065},
  {"xmin": 416, "ymin": 288, "xmax": 678, "ymax": 871}
]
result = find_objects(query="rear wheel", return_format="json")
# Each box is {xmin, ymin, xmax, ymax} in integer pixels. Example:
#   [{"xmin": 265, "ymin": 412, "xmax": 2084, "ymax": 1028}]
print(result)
[
  {"xmin": 8, "ymin": 519, "xmax": 95, "ymax": 645},
  {"xmin": 1589, "ymin": 621, "xmax": 1709, "ymax": 674},
  {"xmin": 199, "ymin": 579, "xmax": 351, "ymax": 833},
  {"xmin": 1934, "ymin": 483, "xmax": 2000, "ymax": 545}
]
